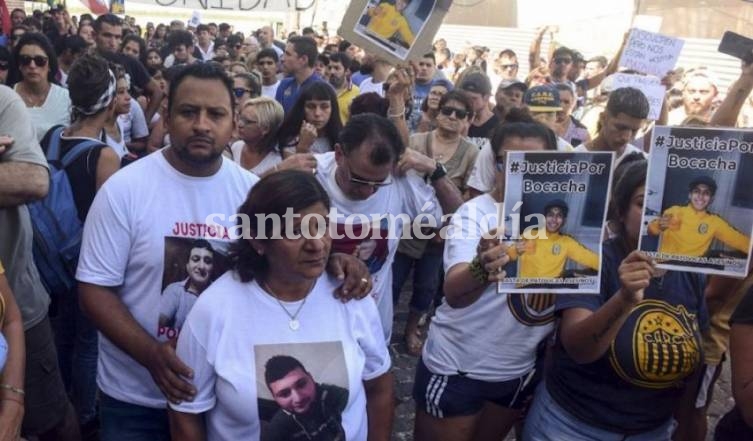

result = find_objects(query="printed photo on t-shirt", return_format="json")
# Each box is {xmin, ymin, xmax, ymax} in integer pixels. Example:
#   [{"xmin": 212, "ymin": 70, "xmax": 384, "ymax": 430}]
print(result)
[
  {"xmin": 639, "ymin": 125, "xmax": 753, "ymax": 277},
  {"xmin": 255, "ymin": 341, "xmax": 349, "ymax": 441},
  {"xmin": 500, "ymin": 151, "xmax": 614, "ymax": 293},
  {"xmin": 157, "ymin": 236, "xmax": 230, "ymax": 338},
  {"xmin": 331, "ymin": 217, "xmax": 390, "ymax": 274}
]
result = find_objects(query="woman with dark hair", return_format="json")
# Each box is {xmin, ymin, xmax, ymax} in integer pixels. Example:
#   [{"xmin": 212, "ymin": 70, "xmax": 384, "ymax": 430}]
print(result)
[
  {"xmin": 121, "ymin": 34, "xmax": 148, "ymax": 68},
  {"xmin": 41, "ymin": 52, "xmax": 121, "ymax": 436},
  {"xmin": 145, "ymin": 48, "xmax": 163, "ymax": 70},
  {"xmin": 413, "ymin": 122, "xmax": 555, "ymax": 441},
  {"xmin": 522, "ymin": 158, "xmax": 707, "ymax": 441},
  {"xmin": 277, "ymin": 81, "xmax": 343, "ymax": 154},
  {"xmin": 10, "ymin": 32, "xmax": 71, "ymax": 141},
  {"xmin": 148, "ymin": 23, "xmax": 167, "ymax": 50},
  {"xmin": 393, "ymin": 89, "xmax": 478, "ymax": 355},
  {"xmin": 168, "ymin": 170, "xmax": 394, "ymax": 441},
  {"xmin": 416, "ymin": 79, "xmax": 451, "ymax": 133}
]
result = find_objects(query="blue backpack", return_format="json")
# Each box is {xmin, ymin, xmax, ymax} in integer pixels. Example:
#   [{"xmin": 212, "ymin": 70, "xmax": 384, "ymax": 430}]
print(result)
[{"xmin": 28, "ymin": 126, "xmax": 103, "ymax": 297}]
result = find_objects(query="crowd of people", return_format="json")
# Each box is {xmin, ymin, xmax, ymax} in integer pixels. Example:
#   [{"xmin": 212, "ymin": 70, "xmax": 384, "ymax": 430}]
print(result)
[{"xmin": 1, "ymin": 4, "xmax": 753, "ymax": 441}]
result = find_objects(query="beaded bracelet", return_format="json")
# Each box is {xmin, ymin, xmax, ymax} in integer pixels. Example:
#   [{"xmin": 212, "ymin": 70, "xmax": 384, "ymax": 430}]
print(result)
[
  {"xmin": 468, "ymin": 256, "xmax": 489, "ymax": 284},
  {"xmin": 0, "ymin": 384, "xmax": 25, "ymax": 396}
]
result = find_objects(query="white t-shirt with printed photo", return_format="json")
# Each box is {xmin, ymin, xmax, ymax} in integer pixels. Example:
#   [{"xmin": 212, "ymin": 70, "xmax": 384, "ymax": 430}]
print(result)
[
  {"xmin": 76, "ymin": 150, "xmax": 258, "ymax": 408},
  {"xmin": 314, "ymin": 152, "xmax": 443, "ymax": 342},
  {"xmin": 171, "ymin": 273, "xmax": 390, "ymax": 440},
  {"xmin": 422, "ymin": 194, "xmax": 555, "ymax": 382}
]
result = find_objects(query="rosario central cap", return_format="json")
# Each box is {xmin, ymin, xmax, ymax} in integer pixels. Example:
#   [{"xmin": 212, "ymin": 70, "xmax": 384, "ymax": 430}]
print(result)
[{"xmin": 524, "ymin": 85, "xmax": 562, "ymax": 112}]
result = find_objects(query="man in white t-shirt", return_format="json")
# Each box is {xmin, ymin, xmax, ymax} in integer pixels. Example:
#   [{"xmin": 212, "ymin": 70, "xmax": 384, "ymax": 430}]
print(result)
[
  {"xmin": 357, "ymin": 55, "xmax": 393, "ymax": 97},
  {"xmin": 77, "ymin": 62, "xmax": 372, "ymax": 440},
  {"xmin": 77, "ymin": 62, "xmax": 254, "ymax": 440},
  {"xmin": 467, "ymin": 87, "xmax": 648, "ymax": 197},
  {"xmin": 574, "ymin": 87, "xmax": 649, "ymax": 162},
  {"xmin": 257, "ymin": 48, "xmax": 281, "ymax": 99},
  {"xmin": 314, "ymin": 114, "xmax": 464, "ymax": 341}
]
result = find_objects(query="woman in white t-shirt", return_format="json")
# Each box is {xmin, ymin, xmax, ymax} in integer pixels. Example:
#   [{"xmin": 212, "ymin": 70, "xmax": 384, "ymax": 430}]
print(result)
[
  {"xmin": 169, "ymin": 170, "xmax": 393, "ymax": 441},
  {"xmin": 230, "ymin": 97, "xmax": 284, "ymax": 176},
  {"xmin": 413, "ymin": 122, "xmax": 556, "ymax": 441},
  {"xmin": 10, "ymin": 33, "xmax": 71, "ymax": 141},
  {"xmin": 277, "ymin": 82, "xmax": 342, "ymax": 155}
]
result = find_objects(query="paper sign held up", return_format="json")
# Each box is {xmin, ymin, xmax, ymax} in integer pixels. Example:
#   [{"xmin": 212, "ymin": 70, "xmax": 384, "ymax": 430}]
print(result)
[
  {"xmin": 338, "ymin": 0, "xmax": 452, "ymax": 65},
  {"xmin": 619, "ymin": 28, "xmax": 684, "ymax": 78},
  {"xmin": 610, "ymin": 73, "xmax": 666, "ymax": 121}
]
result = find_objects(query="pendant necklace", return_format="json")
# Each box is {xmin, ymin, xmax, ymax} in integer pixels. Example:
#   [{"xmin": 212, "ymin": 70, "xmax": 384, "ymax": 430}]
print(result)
[{"xmin": 262, "ymin": 280, "xmax": 310, "ymax": 331}]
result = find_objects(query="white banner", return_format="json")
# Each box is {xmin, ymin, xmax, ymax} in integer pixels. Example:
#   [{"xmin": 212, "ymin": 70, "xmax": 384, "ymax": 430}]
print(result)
[{"xmin": 125, "ymin": 0, "xmax": 315, "ymax": 12}]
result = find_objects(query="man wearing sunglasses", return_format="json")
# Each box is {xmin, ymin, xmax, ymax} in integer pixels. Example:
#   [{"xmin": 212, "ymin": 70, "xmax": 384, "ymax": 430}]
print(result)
[
  {"xmin": 314, "ymin": 114, "xmax": 464, "ymax": 342},
  {"xmin": 495, "ymin": 49, "xmax": 520, "ymax": 81}
]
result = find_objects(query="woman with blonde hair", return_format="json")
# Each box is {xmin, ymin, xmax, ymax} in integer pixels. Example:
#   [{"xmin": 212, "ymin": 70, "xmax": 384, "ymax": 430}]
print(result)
[{"xmin": 230, "ymin": 97, "xmax": 317, "ymax": 177}]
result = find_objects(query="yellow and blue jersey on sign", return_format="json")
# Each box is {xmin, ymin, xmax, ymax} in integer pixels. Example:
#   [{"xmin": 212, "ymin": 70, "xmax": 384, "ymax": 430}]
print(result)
[
  {"xmin": 648, "ymin": 204, "xmax": 750, "ymax": 257},
  {"xmin": 512, "ymin": 229, "xmax": 599, "ymax": 279},
  {"xmin": 367, "ymin": 3, "xmax": 415, "ymax": 45}
]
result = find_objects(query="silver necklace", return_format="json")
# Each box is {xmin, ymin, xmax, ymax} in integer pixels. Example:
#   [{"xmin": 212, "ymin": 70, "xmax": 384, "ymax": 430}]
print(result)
[{"xmin": 262, "ymin": 280, "xmax": 310, "ymax": 331}]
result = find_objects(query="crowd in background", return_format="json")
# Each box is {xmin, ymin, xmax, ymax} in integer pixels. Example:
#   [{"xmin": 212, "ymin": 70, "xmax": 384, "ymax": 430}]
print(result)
[{"xmin": 1, "ymin": 4, "xmax": 753, "ymax": 441}]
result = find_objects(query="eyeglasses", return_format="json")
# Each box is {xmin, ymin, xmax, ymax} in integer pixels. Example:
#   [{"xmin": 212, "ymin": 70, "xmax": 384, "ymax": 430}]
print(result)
[
  {"xmin": 553, "ymin": 57, "xmax": 572, "ymax": 65},
  {"xmin": 233, "ymin": 87, "xmax": 252, "ymax": 98},
  {"xmin": 501, "ymin": 63, "xmax": 518, "ymax": 70},
  {"xmin": 345, "ymin": 163, "xmax": 393, "ymax": 188},
  {"xmin": 18, "ymin": 55, "xmax": 48, "ymax": 67},
  {"xmin": 439, "ymin": 106, "xmax": 469, "ymax": 119},
  {"xmin": 238, "ymin": 116, "xmax": 257, "ymax": 126}
]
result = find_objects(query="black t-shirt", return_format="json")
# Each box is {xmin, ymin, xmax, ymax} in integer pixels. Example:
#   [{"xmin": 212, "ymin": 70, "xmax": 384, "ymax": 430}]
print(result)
[
  {"xmin": 99, "ymin": 51, "xmax": 151, "ymax": 91},
  {"xmin": 467, "ymin": 113, "xmax": 500, "ymax": 141},
  {"xmin": 40, "ymin": 125, "xmax": 107, "ymax": 223},
  {"xmin": 546, "ymin": 238, "xmax": 708, "ymax": 434},
  {"xmin": 731, "ymin": 285, "xmax": 753, "ymax": 325}
]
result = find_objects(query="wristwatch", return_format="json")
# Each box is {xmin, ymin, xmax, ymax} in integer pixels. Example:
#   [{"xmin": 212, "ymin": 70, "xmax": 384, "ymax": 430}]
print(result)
[{"xmin": 428, "ymin": 161, "xmax": 447, "ymax": 182}]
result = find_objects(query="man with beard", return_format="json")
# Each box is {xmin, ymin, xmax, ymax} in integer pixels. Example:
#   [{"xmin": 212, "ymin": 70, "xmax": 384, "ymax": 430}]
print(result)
[
  {"xmin": 668, "ymin": 71, "xmax": 719, "ymax": 125},
  {"xmin": 328, "ymin": 52, "xmax": 359, "ymax": 124},
  {"xmin": 158, "ymin": 240, "xmax": 216, "ymax": 330},
  {"xmin": 78, "ymin": 62, "xmax": 371, "ymax": 439},
  {"xmin": 77, "ymin": 63, "xmax": 260, "ymax": 440}
]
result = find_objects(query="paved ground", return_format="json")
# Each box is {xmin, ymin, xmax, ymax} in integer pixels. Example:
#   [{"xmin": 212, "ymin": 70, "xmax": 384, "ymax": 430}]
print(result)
[{"xmin": 389, "ymin": 285, "xmax": 735, "ymax": 441}]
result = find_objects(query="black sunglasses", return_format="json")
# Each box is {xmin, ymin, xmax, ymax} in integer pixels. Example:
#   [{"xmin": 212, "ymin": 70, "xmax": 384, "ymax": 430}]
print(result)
[
  {"xmin": 18, "ymin": 55, "xmax": 48, "ymax": 67},
  {"xmin": 440, "ymin": 106, "xmax": 469, "ymax": 119},
  {"xmin": 501, "ymin": 63, "xmax": 518, "ymax": 70}
]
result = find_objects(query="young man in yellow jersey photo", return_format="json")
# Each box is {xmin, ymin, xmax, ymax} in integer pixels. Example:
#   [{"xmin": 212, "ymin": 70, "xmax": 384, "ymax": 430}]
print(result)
[
  {"xmin": 508, "ymin": 199, "xmax": 600, "ymax": 281},
  {"xmin": 365, "ymin": 0, "xmax": 415, "ymax": 48},
  {"xmin": 647, "ymin": 176, "xmax": 750, "ymax": 258}
]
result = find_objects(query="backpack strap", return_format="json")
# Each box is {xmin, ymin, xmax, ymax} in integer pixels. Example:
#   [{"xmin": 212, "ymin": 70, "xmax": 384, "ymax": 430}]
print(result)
[
  {"xmin": 60, "ymin": 139, "xmax": 106, "ymax": 169},
  {"xmin": 45, "ymin": 126, "xmax": 65, "ymax": 162}
]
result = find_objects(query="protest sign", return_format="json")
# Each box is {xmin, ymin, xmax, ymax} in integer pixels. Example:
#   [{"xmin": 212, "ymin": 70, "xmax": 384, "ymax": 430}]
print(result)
[
  {"xmin": 610, "ymin": 73, "xmax": 666, "ymax": 121},
  {"xmin": 499, "ymin": 151, "xmax": 614, "ymax": 294},
  {"xmin": 187, "ymin": 10, "xmax": 201, "ymax": 27},
  {"xmin": 619, "ymin": 28, "xmax": 684, "ymax": 77},
  {"xmin": 126, "ymin": 0, "xmax": 308, "ymax": 12},
  {"xmin": 338, "ymin": 0, "xmax": 451, "ymax": 64},
  {"xmin": 639, "ymin": 126, "xmax": 753, "ymax": 278}
]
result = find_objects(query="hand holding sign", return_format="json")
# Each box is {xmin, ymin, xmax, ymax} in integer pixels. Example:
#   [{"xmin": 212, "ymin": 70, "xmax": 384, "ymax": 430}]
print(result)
[{"xmin": 619, "ymin": 28, "xmax": 684, "ymax": 78}]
